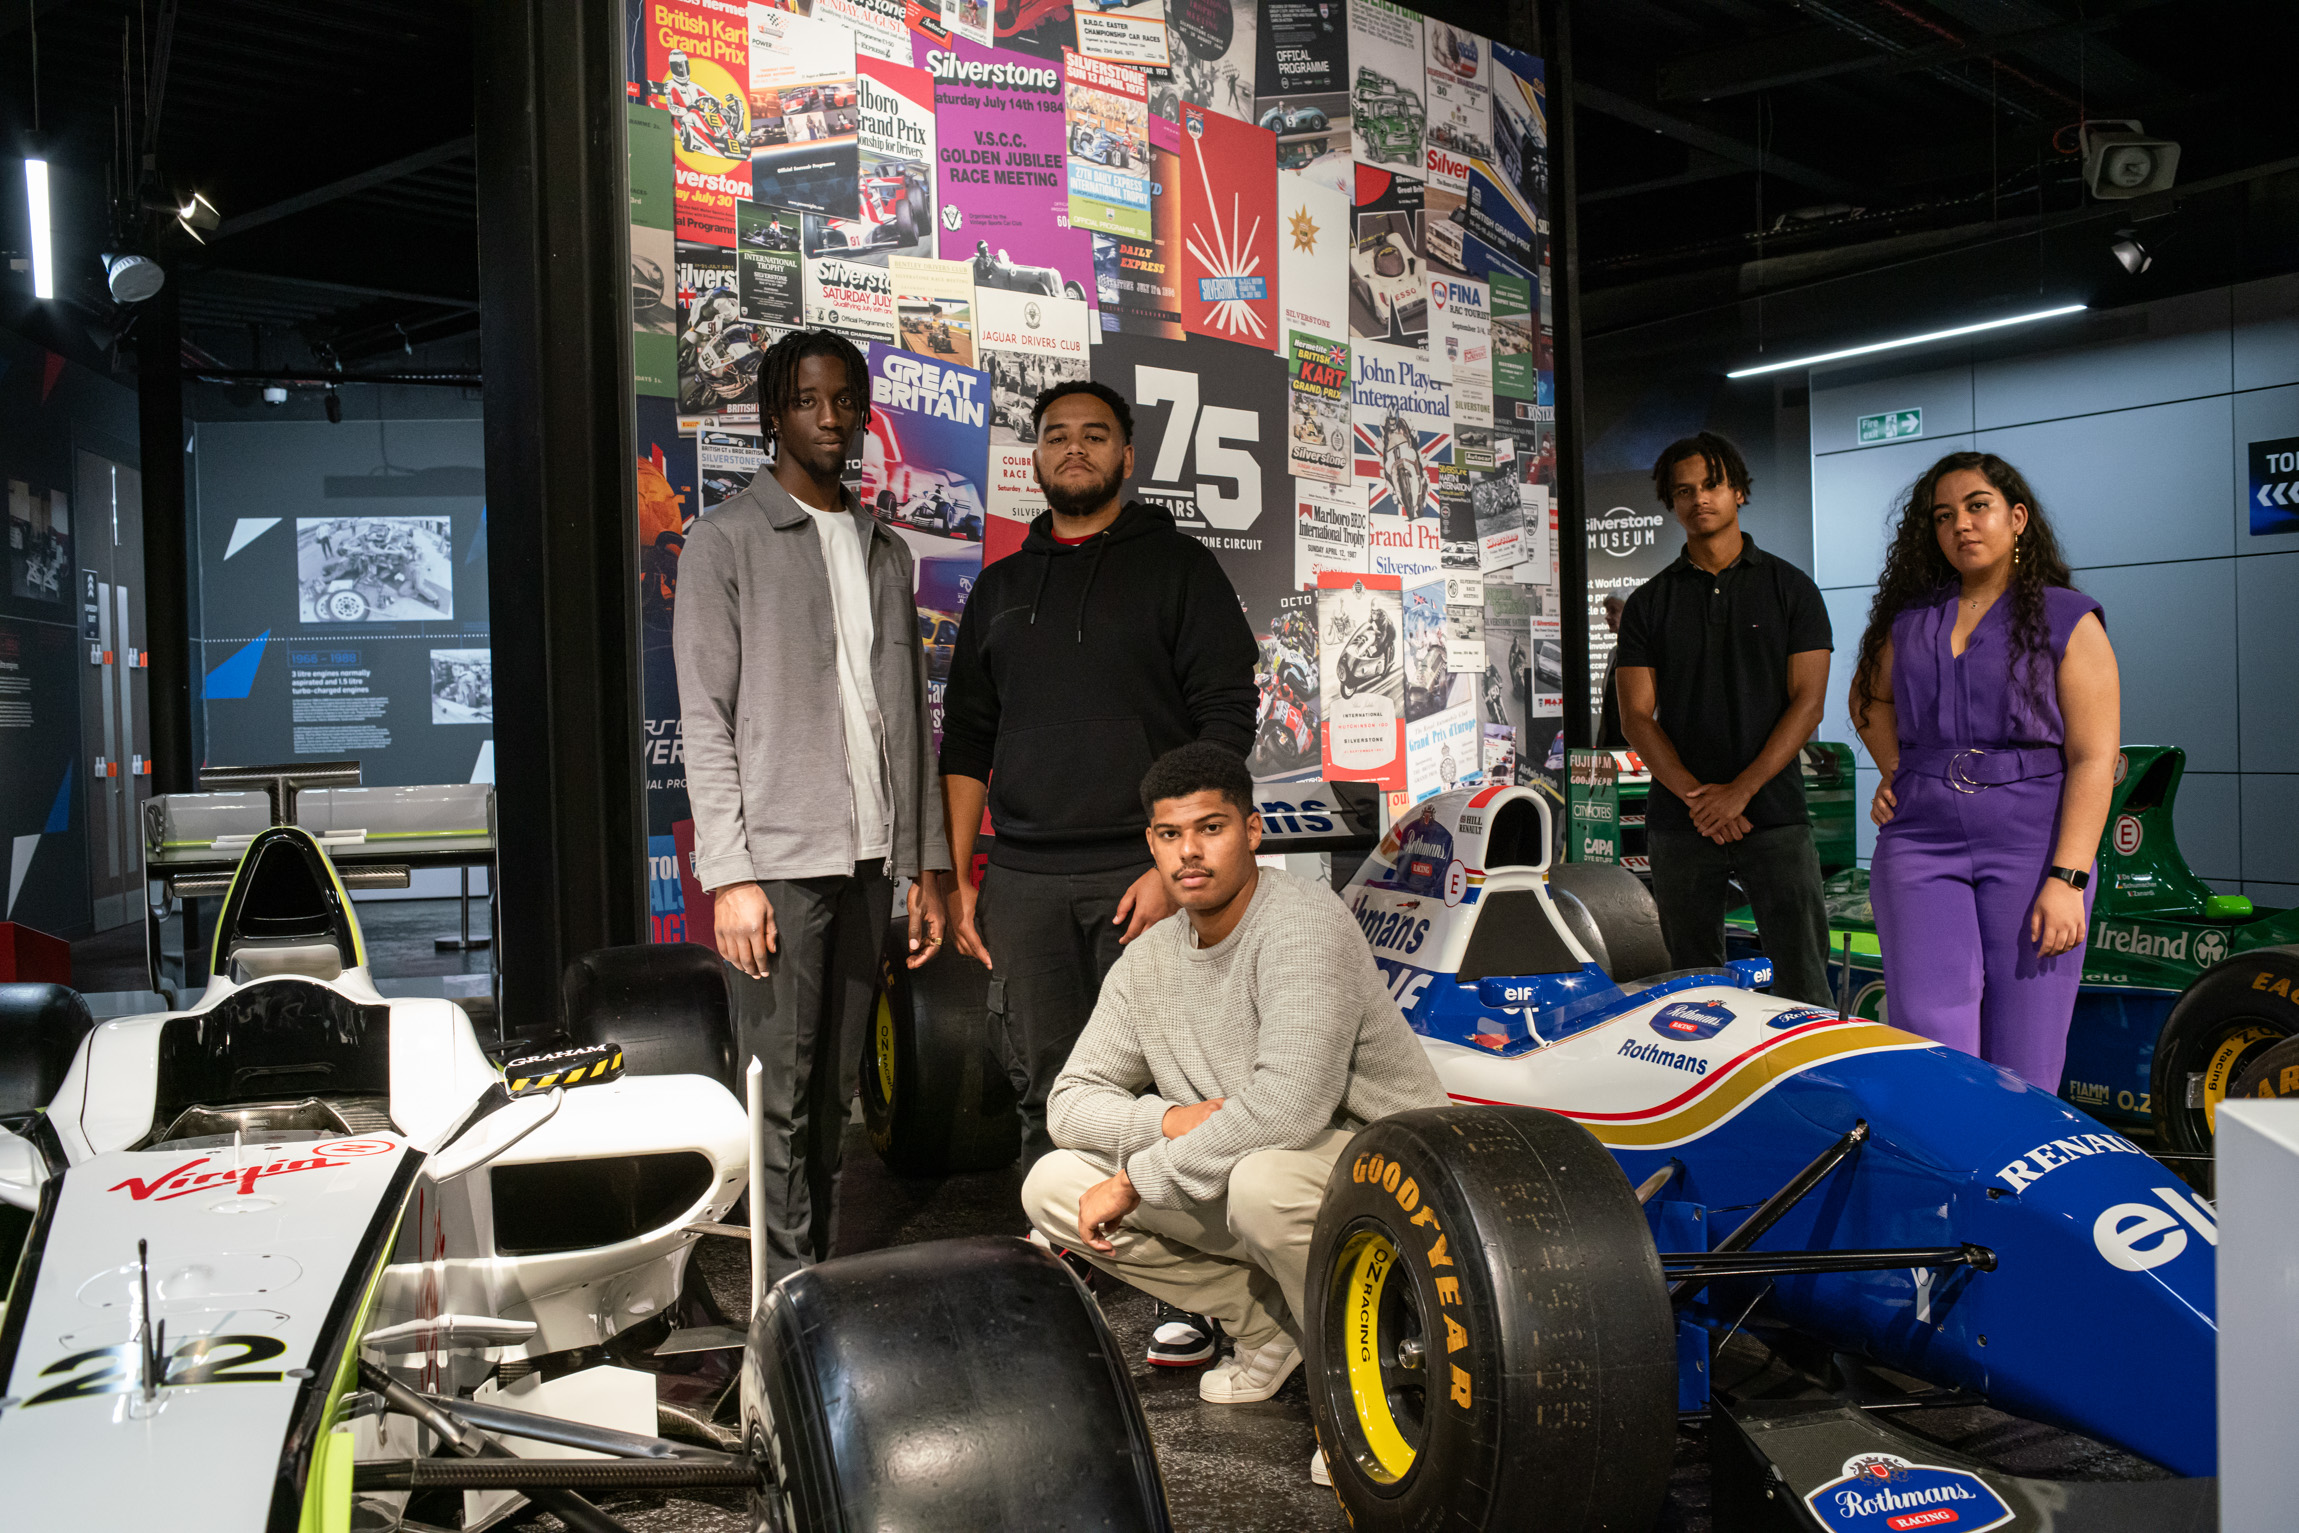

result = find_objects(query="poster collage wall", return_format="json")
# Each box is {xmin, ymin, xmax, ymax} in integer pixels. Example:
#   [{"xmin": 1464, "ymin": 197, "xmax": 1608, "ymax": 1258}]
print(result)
[{"xmin": 624, "ymin": 0, "xmax": 1561, "ymax": 939}]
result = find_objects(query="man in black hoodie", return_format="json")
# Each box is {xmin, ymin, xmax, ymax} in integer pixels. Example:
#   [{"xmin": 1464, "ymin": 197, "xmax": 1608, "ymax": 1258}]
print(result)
[{"xmin": 941, "ymin": 380, "xmax": 1257, "ymax": 1357}]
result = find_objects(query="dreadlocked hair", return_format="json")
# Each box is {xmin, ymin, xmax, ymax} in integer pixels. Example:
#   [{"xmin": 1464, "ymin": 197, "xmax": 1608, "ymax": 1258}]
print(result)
[
  {"xmin": 758, "ymin": 329, "xmax": 871, "ymax": 447},
  {"xmin": 1850, "ymin": 450, "xmax": 2077, "ymax": 737}
]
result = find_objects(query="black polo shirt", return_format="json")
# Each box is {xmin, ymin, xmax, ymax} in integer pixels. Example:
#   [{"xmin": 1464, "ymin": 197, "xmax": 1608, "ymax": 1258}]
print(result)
[{"xmin": 1613, "ymin": 533, "xmax": 1832, "ymax": 834}]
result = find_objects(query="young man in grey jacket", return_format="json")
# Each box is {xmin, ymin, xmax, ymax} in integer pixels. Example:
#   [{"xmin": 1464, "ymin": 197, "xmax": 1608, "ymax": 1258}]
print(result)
[
  {"xmin": 1023, "ymin": 742, "xmax": 1447, "ymax": 1485},
  {"xmin": 674, "ymin": 330, "xmax": 951, "ymax": 1286}
]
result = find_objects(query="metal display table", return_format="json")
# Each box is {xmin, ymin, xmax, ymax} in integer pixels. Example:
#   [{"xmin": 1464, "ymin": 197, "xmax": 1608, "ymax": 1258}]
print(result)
[{"xmin": 142, "ymin": 764, "xmax": 497, "ymax": 1007}]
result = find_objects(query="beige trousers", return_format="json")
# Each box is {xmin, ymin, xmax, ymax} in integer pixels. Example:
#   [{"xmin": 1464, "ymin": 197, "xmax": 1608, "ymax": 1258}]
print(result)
[{"xmin": 1021, "ymin": 1130, "xmax": 1352, "ymax": 1352}]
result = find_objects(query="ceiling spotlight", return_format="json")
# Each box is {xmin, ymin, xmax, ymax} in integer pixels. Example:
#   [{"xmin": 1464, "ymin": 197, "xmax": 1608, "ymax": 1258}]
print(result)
[
  {"xmin": 102, "ymin": 252, "xmax": 166, "ymax": 303},
  {"xmin": 323, "ymin": 388, "xmax": 343, "ymax": 424},
  {"xmin": 262, "ymin": 385, "xmax": 287, "ymax": 406},
  {"xmin": 2110, "ymin": 230, "xmax": 2152, "ymax": 276},
  {"xmin": 2082, "ymin": 120, "xmax": 2180, "ymax": 201}
]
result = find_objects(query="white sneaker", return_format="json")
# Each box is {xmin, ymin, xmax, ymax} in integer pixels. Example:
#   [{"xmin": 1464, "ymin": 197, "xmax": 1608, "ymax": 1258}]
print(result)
[
  {"xmin": 1198, "ymin": 1332, "xmax": 1301, "ymax": 1403},
  {"xmin": 1309, "ymin": 1448, "xmax": 1330, "ymax": 1487}
]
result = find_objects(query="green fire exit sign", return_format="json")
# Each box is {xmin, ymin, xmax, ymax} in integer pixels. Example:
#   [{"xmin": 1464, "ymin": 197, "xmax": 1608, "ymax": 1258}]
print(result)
[{"xmin": 1857, "ymin": 408, "xmax": 1922, "ymax": 444}]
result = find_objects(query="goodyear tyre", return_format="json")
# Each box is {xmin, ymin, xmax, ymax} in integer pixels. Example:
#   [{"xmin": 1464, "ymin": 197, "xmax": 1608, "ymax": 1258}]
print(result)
[
  {"xmin": 2149, "ymin": 944, "xmax": 2299, "ymax": 1164},
  {"xmin": 862, "ymin": 919, "xmax": 1019, "ymax": 1175},
  {"xmin": 2231, "ymin": 1032, "xmax": 2299, "ymax": 1104},
  {"xmin": 743, "ymin": 1237, "xmax": 1169, "ymax": 1533},
  {"xmin": 1306, "ymin": 1106, "xmax": 1675, "ymax": 1533}
]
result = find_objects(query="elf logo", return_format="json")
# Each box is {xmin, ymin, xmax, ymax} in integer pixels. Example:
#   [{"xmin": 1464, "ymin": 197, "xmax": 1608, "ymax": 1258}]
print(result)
[{"xmin": 2093, "ymin": 1184, "xmax": 2217, "ymax": 1272}]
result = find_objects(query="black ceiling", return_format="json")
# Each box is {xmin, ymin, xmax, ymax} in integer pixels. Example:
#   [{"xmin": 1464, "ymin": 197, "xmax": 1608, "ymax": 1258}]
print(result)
[
  {"xmin": 0, "ymin": 0, "xmax": 476, "ymax": 374},
  {"xmin": 3, "ymin": 0, "xmax": 2294, "ymax": 379}
]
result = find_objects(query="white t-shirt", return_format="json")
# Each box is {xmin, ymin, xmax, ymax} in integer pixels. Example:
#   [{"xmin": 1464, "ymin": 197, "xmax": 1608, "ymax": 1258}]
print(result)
[{"xmin": 804, "ymin": 504, "xmax": 891, "ymax": 862}]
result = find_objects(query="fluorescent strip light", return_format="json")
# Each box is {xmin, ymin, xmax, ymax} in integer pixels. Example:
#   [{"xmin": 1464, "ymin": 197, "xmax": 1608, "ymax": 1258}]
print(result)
[
  {"xmin": 1725, "ymin": 304, "xmax": 2089, "ymax": 379},
  {"xmin": 24, "ymin": 158, "xmax": 54, "ymax": 301}
]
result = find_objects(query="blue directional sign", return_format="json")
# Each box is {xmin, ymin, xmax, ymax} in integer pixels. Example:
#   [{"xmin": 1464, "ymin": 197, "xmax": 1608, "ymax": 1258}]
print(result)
[{"xmin": 2248, "ymin": 435, "xmax": 2299, "ymax": 536}]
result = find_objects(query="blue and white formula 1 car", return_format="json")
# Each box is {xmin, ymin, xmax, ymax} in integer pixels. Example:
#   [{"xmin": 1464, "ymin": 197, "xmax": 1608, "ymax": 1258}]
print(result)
[
  {"xmin": 1299, "ymin": 782, "xmax": 2219, "ymax": 1532},
  {"xmin": 0, "ymin": 805, "xmax": 1172, "ymax": 1533}
]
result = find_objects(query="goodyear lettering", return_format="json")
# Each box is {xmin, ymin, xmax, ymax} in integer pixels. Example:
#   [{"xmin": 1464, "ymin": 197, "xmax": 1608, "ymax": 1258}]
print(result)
[
  {"xmin": 1425, "ymin": 1231, "xmax": 1452, "ymax": 1268},
  {"xmin": 1443, "ymin": 1314, "xmax": 1468, "ymax": 1352},
  {"xmin": 1617, "ymin": 1037, "xmax": 1709, "ymax": 1076},
  {"xmin": 1411, "ymin": 1204, "xmax": 1441, "ymax": 1229},
  {"xmin": 1434, "ymin": 1276, "xmax": 1461, "ymax": 1305},
  {"xmin": 1450, "ymin": 1363, "xmax": 1472, "ymax": 1407},
  {"xmin": 1395, "ymin": 1176, "xmax": 1420, "ymax": 1212},
  {"xmin": 2252, "ymin": 971, "xmax": 2295, "ymax": 1000},
  {"xmin": 1993, "ymin": 1131, "xmax": 2144, "ymax": 1192}
]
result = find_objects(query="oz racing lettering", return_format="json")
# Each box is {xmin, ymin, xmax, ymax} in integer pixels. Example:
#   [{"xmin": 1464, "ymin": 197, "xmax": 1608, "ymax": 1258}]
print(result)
[{"xmin": 1350, "ymin": 1152, "xmax": 1472, "ymax": 1409}]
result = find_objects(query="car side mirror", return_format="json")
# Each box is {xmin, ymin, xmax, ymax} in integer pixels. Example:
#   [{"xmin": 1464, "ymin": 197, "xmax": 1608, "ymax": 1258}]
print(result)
[{"xmin": 427, "ymin": 1088, "xmax": 562, "ymax": 1182}]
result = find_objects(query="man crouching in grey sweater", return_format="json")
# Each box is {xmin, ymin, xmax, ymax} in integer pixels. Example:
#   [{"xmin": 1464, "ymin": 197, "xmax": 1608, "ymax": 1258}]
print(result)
[{"xmin": 1024, "ymin": 742, "xmax": 1447, "ymax": 1482}]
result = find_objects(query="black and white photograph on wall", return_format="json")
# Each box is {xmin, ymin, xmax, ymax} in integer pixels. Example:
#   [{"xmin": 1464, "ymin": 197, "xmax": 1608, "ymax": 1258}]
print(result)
[
  {"xmin": 6, "ymin": 480, "xmax": 69, "ymax": 604},
  {"xmin": 295, "ymin": 517, "xmax": 454, "ymax": 623},
  {"xmin": 632, "ymin": 225, "xmax": 678, "ymax": 333},
  {"xmin": 677, "ymin": 241, "xmax": 762, "ymax": 420},
  {"xmin": 984, "ymin": 349, "xmax": 1088, "ymax": 444},
  {"xmin": 429, "ymin": 649, "xmax": 493, "ymax": 723}
]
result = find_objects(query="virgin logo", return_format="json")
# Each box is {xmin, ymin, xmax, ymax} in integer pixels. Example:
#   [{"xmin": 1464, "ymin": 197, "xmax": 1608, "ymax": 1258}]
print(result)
[{"xmin": 110, "ymin": 1139, "xmax": 399, "ymax": 1202}]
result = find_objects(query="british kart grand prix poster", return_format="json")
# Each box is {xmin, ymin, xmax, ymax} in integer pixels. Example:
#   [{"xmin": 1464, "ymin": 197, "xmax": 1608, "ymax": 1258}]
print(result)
[{"xmin": 638, "ymin": 0, "xmax": 753, "ymax": 242}]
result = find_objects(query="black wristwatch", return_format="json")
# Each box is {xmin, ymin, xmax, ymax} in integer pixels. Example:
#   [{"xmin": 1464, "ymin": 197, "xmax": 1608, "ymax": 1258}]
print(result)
[{"xmin": 2046, "ymin": 866, "xmax": 2090, "ymax": 890}]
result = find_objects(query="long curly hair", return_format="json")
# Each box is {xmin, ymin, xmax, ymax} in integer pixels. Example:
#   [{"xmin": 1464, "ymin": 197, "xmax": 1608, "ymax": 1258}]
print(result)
[{"xmin": 1850, "ymin": 451, "xmax": 2077, "ymax": 734}]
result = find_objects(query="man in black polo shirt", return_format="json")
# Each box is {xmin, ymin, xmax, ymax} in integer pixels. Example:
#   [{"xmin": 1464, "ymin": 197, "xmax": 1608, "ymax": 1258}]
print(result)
[{"xmin": 1614, "ymin": 433, "xmax": 1832, "ymax": 1005}]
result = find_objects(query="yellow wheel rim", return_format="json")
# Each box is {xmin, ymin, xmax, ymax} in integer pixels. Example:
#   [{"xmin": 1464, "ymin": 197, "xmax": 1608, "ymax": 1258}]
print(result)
[
  {"xmin": 1338, "ymin": 1229, "xmax": 1417, "ymax": 1482},
  {"xmin": 2204, "ymin": 1024, "xmax": 2279, "ymax": 1135},
  {"xmin": 874, "ymin": 995, "xmax": 897, "ymax": 1107}
]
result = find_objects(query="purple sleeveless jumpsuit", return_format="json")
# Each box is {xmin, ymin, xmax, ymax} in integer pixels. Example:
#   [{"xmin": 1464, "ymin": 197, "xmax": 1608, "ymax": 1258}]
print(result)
[{"xmin": 1869, "ymin": 586, "xmax": 2102, "ymax": 1091}]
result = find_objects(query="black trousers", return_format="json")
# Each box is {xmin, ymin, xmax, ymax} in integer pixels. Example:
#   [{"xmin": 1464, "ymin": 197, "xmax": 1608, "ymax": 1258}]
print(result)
[
  {"xmin": 977, "ymin": 860, "xmax": 1146, "ymax": 1170},
  {"xmin": 723, "ymin": 862, "xmax": 891, "ymax": 1285},
  {"xmin": 1646, "ymin": 824, "xmax": 1832, "ymax": 1007}
]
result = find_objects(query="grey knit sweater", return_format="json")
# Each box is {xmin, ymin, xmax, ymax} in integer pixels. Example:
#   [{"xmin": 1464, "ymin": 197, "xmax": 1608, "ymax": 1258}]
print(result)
[{"xmin": 1046, "ymin": 868, "xmax": 1450, "ymax": 1209}]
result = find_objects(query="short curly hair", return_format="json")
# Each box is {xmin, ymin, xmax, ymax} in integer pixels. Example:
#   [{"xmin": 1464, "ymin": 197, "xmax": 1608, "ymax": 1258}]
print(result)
[
  {"xmin": 1032, "ymin": 379, "xmax": 1135, "ymax": 443},
  {"xmin": 1651, "ymin": 431, "xmax": 1752, "ymax": 510},
  {"xmin": 1138, "ymin": 741, "xmax": 1254, "ymax": 819}
]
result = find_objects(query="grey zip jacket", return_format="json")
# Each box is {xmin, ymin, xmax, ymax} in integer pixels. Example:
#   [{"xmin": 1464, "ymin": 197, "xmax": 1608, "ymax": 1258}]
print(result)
[{"xmin": 673, "ymin": 473, "xmax": 952, "ymax": 889}]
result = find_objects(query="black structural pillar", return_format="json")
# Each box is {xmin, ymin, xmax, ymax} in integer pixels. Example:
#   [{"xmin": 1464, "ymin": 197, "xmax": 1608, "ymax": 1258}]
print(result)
[
  {"xmin": 475, "ymin": 0, "xmax": 645, "ymax": 1032},
  {"xmin": 137, "ymin": 279, "xmax": 195, "ymax": 793},
  {"xmin": 1539, "ymin": 0, "xmax": 1593, "ymax": 746}
]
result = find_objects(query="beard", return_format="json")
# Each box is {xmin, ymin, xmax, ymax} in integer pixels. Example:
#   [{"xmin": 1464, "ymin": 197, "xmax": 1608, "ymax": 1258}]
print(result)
[{"xmin": 1041, "ymin": 460, "xmax": 1126, "ymax": 517}]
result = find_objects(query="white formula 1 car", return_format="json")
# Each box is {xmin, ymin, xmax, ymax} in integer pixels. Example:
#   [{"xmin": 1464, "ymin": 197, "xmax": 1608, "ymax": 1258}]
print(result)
[{"xmin": 0, "ymin": 801, "xmax": 1168, "ymax": 1532}]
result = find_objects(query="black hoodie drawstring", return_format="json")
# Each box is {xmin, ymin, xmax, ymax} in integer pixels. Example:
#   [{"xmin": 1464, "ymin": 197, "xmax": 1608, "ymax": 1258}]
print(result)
[
  {"xmin": 1074, "ymin": 534, "xmax": 1108, "ymax": 643},
  {"xmin": 1026, "ymin": 548, "xmax": 1055, "ymax": 626}
]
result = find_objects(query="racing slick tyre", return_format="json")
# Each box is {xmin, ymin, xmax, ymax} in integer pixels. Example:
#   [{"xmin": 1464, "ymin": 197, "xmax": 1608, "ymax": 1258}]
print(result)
[
  {"xmin": 1546, "ymin": 862, "xmax": 1674, "ymax": 983},
  {"xmin": 562, "ymin": 943, "xmax": 739, "ymax": 1095},
  {"xmin": 2149, "ymin": 944, "xmax": 2299, "ymax": 1167},
  {"xmin": 863, "ymin": 919, "xmax": 1019, "ymax": 1175},
  {"xmin": 1307, "ymin": 1106, "xmax": 1676, "ymax": 1533},
  {"xmin": 2231, "ymin": 1032, "xmax": 2299, "ymax": 1104},
  {"xmin": 743, "ymin": 1236, "xmax": 1169, "ymax": 1533},
  {"xmin": 0, "ymin": 983, "xmax": 94, "ymax": 1123}
]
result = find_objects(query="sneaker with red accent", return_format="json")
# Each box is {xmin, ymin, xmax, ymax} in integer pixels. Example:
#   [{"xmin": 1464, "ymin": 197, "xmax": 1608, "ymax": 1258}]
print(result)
[{"xmin": 1145, "ymin": 1302, "xmax": 1218, "ymax": 1367}]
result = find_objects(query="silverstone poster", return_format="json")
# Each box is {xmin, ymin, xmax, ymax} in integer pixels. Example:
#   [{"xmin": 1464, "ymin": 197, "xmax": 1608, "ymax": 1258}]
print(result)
[
  {"xmin": 1178, "ymin": 105, "xmax": 1279, "ymax": 346},
  {"xmin": 929, "ymin": 42, "xmax": 1097, "ymax": 317},
  {"xmin": 639, "ymin": 0, "xmax": 753, "ymax": 242},
  {"xmin": 1277, "ymin": 168, "xmax": 1350, "ymax": 347},
  {"xmin": 891, "ymin": 255, "xmax": 978, "ymax": 367},
  {"xmin": 1076, "ymin": 0, "xmax": 1171, "ymax": 70},
  {"xmin": 1287, "ymin": 332, "xmax": 1350, "ymax": 485},
  {"xmin": 1064, "ymin": 51, "xmax": 1153, "ymax": 240}
]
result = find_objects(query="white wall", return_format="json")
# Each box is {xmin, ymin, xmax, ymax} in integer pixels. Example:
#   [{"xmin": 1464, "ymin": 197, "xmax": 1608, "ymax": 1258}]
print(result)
[{"xmin": 1809, "ymin": 274, "xmax": 2299, "ymax": 902}]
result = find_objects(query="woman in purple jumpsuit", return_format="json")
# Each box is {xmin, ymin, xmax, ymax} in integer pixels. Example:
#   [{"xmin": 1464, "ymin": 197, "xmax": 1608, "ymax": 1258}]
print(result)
[{"xmin": 1849, "ymin": 452, "xmax": 2121, "ymax": 1091}]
